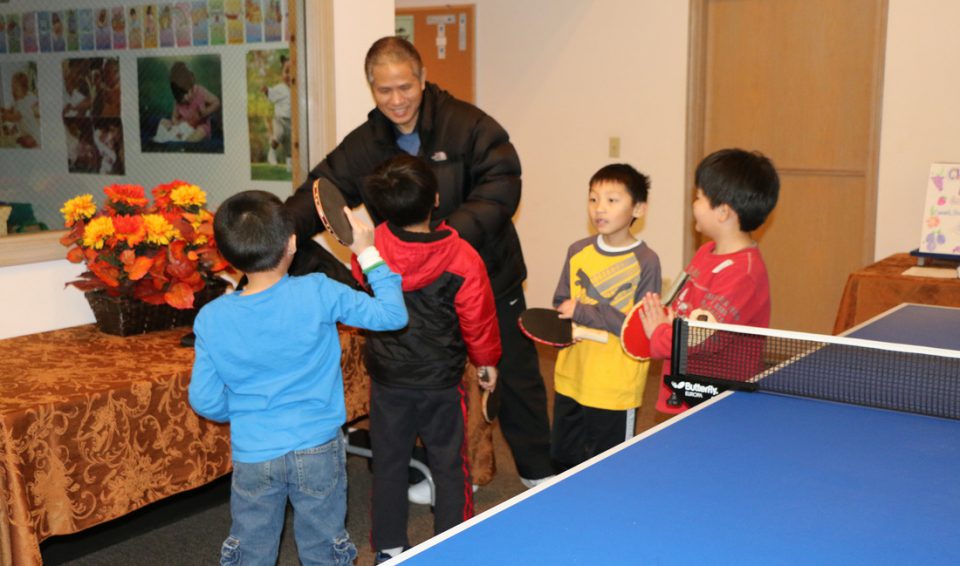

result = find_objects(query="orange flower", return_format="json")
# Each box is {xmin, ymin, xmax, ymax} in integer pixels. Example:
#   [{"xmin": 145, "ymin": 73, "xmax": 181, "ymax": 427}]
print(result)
[
  {"xmin": 113, "ymin": 214, "xmax": 147, "ymax": 247},
  {"xmin": 62, "ymin": 181, "xmax": 232, "ymax": 309},
  {"xmin": 61, "ymin": 194, "xmax": 97, "ymax": 226},
  {"xmin": 104, "ymin": 184, "xmax": 149, "ymax": 209}
]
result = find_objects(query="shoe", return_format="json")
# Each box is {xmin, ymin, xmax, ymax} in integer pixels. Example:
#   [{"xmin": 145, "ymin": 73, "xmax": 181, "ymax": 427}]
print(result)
[
  {"xmin": 374, "ymin": 546, "xmax": 410, "ymax": 564},
  {"xmin": 519, "ymin": 475, "xmax": 555, "ymax": 489},
  {"xmin": 407, "ymin": 479, "xmax": 432, "ymax": 505}
]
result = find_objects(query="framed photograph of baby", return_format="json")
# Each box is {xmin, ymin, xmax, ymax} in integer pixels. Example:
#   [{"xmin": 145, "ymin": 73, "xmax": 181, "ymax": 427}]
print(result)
[
  {"xmin": 247, "ymin": 48, "xmax": 291, "ymax": 180},
  {"xmin": 137, "ymin": 55, "xmax": 224, "ymax": 154},
  {"xmin": 0, "ymin": 61, "xmax": 42, "ymax": 149}
]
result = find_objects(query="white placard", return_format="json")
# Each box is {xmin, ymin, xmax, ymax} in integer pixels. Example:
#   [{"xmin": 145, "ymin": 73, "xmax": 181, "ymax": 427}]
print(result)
[{"xmin": 919, "ymin": 162, "xmax": 960, "ymax": 256}]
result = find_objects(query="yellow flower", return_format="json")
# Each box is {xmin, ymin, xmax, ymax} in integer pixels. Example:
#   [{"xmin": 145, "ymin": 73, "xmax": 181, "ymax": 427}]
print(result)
[
  {"xmin": 143, "ymin": 214, "xmax": 180, "ymax": 245},
  {"xmin": 170, "ymin": 184, "xmax": 207, "ymax": 208},
  {"xmin": 61, "ymin": 194, "xmax": 97, "ymax": 226},
  {"xmin": 82, "ymin": 216, "xmax": 116, "ymax": 249}
]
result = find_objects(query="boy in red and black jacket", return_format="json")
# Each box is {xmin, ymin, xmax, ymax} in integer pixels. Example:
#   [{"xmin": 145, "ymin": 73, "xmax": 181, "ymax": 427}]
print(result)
[{"xmin": 351, "ymin": 154, "xmax": 500, "ymax": 564}]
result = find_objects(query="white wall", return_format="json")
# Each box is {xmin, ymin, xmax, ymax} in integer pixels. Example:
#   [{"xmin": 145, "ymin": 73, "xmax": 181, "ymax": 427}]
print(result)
[
  {"xmin": 2, "ymin": 1, "xmax": 955, "ymax": 339},
  {"xmin": 396, "ymin": 0, "xmax": 689, "ymax": 305},
  {"xmin": 471, "ymin": 0, "xmax": 690, "ymax": 306},
  {"xmin": 875, "ymin": 0, "xmax": 960, "ymax": 259}
]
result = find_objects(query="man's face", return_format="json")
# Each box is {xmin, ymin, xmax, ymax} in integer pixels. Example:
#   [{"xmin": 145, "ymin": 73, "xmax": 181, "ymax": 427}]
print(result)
[{"xmin": 370, "ymin": 61, "xmax": 425, "ymax": 135}]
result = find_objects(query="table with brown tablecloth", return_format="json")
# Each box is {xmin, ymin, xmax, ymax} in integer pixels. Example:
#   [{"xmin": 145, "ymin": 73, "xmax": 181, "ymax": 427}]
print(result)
[
  {"xmin": 0, "ymin": 325, "xmax": 494, "ymax": 566},
  {"xmin": 833, "ymin": 253, "xmax": 960, "ymax": 334}
]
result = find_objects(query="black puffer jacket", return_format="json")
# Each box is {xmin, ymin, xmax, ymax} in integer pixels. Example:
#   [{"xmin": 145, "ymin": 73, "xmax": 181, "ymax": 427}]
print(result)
[{"xmin": 285, "ymin": 83, "xmax": 526, "ymax": 298}]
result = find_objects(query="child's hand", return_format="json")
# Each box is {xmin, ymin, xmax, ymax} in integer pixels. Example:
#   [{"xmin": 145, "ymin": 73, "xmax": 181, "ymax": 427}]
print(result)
[
  {"xmin": 477, "ymin": 366, "xmax": 498, "ymax": 392},
  {"xmin": 639, "ymin": 292, "xmax": 674, "ymax": 338},
  {"xmin": 344, "ymin": 206, "xmax": 374, "ymax": 254},
  {"xmin": 556, "ymin": 299, "xmax": 576, "ymax": 320}
]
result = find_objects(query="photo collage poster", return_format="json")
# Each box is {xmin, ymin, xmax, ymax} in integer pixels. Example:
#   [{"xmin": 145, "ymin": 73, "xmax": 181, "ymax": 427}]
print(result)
[{"xmin": 0, "ymin": 0, "xmax": 292, "ymax": 193}]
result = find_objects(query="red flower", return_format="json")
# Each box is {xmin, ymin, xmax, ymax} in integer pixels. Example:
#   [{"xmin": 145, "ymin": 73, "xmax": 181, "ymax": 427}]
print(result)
[{"xmin": 61, "ymin": 181, "xmax": 233, "ymax": 309}]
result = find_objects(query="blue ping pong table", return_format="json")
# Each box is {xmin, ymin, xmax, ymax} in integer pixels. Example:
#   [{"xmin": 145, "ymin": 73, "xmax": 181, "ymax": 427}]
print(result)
[{"xmin": 390, "ymin": 303, "xmax": 960, "ymax": 565}]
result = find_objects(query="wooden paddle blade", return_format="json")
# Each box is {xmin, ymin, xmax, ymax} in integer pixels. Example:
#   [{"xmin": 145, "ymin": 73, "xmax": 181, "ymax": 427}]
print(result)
[
  {"xmin": 312, "ymin": 178, "xmax": 354, "ymax": 246},
  {"xmin": 518, "ymin": 308, "xmax": 574, "ymax": 347}
]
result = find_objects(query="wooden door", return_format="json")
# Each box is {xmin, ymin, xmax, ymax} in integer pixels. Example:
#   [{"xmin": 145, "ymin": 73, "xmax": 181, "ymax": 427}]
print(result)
[
  {"xmin": 395, "ymin": 5, "xmax": 475, "ymax": 103},
  {"xmin": 687, "ymin": 0, "xmax": 887, "ymax": 333}
]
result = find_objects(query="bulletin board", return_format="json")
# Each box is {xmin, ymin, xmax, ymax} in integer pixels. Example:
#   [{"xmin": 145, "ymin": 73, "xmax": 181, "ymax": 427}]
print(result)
[
  {"xmin": 0, "ymin": 0, "xmax": 301, "ymax": 232},
  {"xmin": 395, "ymin": 4, "xmax": 474, "ymax": 104}
]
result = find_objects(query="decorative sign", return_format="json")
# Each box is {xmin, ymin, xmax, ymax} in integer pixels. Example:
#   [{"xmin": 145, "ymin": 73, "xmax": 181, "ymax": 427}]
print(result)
[{"xmin": 919, "ymin": 163, "xmax": 960, "ymax": 256}]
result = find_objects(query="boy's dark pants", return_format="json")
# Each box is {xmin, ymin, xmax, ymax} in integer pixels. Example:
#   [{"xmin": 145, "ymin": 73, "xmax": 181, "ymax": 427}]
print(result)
[
  {"xmin": 551, "ymin": 391, "xmax": 630, "ymax": 473},
  {"xmin": 370, "ymin": 381, "xmax": 473, "ymax": 550}
]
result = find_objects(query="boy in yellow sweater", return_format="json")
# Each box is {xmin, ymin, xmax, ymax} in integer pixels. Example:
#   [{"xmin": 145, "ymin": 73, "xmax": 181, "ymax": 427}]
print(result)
[{"xmin": 552, "ymin": 164, "xmax": 661, "ymax": 472}]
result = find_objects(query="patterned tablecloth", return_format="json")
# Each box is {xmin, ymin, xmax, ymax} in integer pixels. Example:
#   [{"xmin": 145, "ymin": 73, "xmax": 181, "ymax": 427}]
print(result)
[
  {"xmin": 0, "ymin": 325, "xmax": 494, "ymax": 566},
  {"xmin": 833, "ymin": 253, "xmax": 960, "ymax": 334}
]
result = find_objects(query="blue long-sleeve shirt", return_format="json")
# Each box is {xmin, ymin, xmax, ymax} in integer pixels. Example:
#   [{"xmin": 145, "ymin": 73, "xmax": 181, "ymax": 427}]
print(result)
[{"xmin": 189, "ymin": 264, "xmax": 406, "ymax": 463}]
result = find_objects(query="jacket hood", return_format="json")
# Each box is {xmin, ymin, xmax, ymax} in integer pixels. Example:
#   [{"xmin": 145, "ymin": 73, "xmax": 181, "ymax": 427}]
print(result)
[{"xmin": 376, "ymin": 221, "xmax": 461, "ymax": 292}]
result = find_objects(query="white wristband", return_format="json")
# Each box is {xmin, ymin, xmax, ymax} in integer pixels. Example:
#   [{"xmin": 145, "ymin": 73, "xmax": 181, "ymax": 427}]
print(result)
[{"xmin": 356, "ymin": 246, "xmax": 385, "ymax": 273}]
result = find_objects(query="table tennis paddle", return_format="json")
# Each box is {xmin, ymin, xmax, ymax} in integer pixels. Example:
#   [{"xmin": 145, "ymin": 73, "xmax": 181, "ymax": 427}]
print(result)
[
  {"xmin": 478, "ymin": 366, "xmax": 499, "ymax": 424},
  {"xmin": 518, "ymin": 308, "xmax": 608, "ymax": 348},
  {"xmin": 620, "ymin": 271, "xmax": 691, "ymax": 360},
  {"xmin": 312, "ymin": 177, "xmax": 353, "ymax": 246}
]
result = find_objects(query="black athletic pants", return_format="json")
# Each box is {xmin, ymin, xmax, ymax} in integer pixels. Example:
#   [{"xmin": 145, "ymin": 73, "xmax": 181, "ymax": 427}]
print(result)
[
  {"xmin": 370, "ymin": 381, "xmax": 473, "ymax": 550},
  {"xmin": 494, "ymin": 288, "xmax": 555, "ymax": 480}
]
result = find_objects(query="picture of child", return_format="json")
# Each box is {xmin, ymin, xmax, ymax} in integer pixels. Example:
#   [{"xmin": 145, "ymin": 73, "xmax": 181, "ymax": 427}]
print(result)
[
  {"xmin": 144, "ymin": 5, "xmax": 158, "ymax": 49},
  {"xmin": 139, "ymin": 55, "xmax": 224, "ymax": 154},
  {"xmin": 95, "ymin": 8, "xmax": 112, "ymax": 50},
  {"xmin": 64, "ymin": 118, "xmax": 98, "ymax": 172},
  {"xmin": 0, "ymin": 64, "xmax": 41, "ymax": 149},
  {"xmin": 191, "ymin": 1, "xmax": 209, "ymax": 46},
  {"xmin": 51, "ymin": 12, "xmax": 66, "ymax": 52},
  {"xmin": 128, "ymin": 7, "xmax": 143, "ymax": 49},
  {"xmin": 247, "ymin": 49, "xmax": 291, "ymax": 180},
  {"xmin": 112, "ymin": 7, "xmax": 127, "ymax": 50},
  {"xmin": 159, "ymin": 4, "xmax": 174, "ymax": 47}
]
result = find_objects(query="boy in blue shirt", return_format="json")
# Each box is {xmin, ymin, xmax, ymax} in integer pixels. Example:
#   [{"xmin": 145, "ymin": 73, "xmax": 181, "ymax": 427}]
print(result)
[{"xmin": 189, "ymin": 190, "xmax": 407, "ymax": 565}]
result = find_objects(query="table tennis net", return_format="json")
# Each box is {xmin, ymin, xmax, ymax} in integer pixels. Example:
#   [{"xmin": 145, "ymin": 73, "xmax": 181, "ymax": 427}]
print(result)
[{"xmin": 673, "ymin": 319, "xmax": 960, "ymax": 420}]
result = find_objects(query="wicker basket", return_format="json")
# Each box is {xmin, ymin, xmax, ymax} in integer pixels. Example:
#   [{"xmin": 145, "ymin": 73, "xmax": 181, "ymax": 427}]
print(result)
[{"xmin": 86, "ymin": 281, "xmax": 227, "ymax": 336}]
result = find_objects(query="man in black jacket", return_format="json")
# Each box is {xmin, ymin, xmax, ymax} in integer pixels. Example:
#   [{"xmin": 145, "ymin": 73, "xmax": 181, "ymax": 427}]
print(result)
[{"xmin": 285, "ymin": 37, "xmax": 554, "ymax": 487}]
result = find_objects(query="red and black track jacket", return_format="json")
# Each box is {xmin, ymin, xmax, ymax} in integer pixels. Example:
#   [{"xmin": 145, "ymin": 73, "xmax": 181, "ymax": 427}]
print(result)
[{"xmin": 351, "ymin": 222, "xmax": 501, "ymax": 389}]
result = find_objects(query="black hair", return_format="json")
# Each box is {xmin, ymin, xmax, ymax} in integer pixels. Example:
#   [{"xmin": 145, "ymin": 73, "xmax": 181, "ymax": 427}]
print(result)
[
  {"xmin": 365, "ymin": 36, "xmax": 423, "ymax": 83},
  {"xmin": 695, "ymin": 148, "xmax": 780, "ymax": 232},
  {"xmin": 213, "ymin": 190, "xmax": 293, "ymax": 273},
  {"xmin": 589, "ymin": 163, "xmax": 650, "ymax": 204},
  {"xmin": 364, "ymin": 154, "xmax": 437, "ymax": 228}
]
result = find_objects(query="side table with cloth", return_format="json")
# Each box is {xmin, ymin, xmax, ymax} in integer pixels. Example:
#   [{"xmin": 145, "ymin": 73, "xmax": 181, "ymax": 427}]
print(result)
[
  {"xmin": 833, "ymin": 253, "xmax": 960, "ymax": 334},
  {"xmin": 0, "ymin": 325, "xmax": 494, "ymax": 566}
]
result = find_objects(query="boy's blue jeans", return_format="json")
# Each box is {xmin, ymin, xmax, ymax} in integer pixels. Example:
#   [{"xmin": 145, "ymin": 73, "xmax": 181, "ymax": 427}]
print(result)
[{"xmin": 220, "ymin": 431, "xmax": 357, "ymax": 566}]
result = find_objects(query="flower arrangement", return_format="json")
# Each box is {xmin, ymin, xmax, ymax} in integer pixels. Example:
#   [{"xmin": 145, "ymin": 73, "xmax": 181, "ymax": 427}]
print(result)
[{"xmin": 60, "ymin": 180, "xmax": 231, "ymax": 309}]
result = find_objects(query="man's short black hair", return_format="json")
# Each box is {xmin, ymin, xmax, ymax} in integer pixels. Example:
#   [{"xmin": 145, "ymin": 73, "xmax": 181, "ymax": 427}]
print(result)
[
  {"xmin": 695, "ymin": 148, "xmax": 780, "ymax": 232},
  {"xmin": 214, "ymin": 190, "xmax": 293, "ymax": 273},
  {"xmin": 589, "ymin": 163, "xmax": 650, "ymax": 204},
  {"xmin": 365, "ymin": 154, "xmax": 437, "ymax": 228}
]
